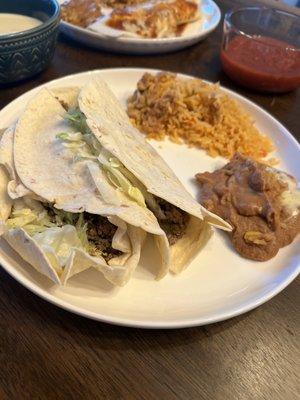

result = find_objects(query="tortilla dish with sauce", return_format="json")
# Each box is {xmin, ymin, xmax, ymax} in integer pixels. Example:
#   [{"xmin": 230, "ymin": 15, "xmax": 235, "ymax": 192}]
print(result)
[
  {"xmin": 106, "ymin": 0, "xmax": 200, "ymax": 38},
  {"xmin": 61, "ymin": 0, "xmax": 200, "ymax": 39},
  {"xmin": 0, "ymin": 77, "xmax": 230, "ymax": 287},
  {"xmin": 196, "ymin": 153, "xmax": 300, "ymax": 261}
]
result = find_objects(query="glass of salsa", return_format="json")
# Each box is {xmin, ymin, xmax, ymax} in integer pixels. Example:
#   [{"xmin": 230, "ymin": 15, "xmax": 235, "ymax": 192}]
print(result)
[{"xmin": 221, "ymin": 7, "xmax": 300, "ymax": 93}]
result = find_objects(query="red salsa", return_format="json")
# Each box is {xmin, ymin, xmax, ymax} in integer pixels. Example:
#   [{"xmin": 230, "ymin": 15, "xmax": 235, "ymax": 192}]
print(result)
[{"xmin": 221, "ymin": 35, "xmax": 300, "ymax": 93}]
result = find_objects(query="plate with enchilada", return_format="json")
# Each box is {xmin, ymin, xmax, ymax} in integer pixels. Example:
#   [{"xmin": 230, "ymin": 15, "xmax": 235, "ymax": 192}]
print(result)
[{"xmin": 59, "ymin": 0, "xmax": 221, "ymax": 54}]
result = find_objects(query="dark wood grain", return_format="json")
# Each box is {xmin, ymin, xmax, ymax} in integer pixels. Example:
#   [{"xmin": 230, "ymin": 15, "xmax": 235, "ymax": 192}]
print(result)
[{"xmin": 0, "ymin": 1, "xmax": 299, "ymax": 399}]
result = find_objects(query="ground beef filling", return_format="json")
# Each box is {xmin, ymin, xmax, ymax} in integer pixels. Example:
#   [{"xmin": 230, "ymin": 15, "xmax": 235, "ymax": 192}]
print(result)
[
  {"xmin": 44, "ymin": 208, "xmax": 121, "ymax": 262},
  {"xmin": 153, "ymin": 198, "xmax": 189, "ymax": 245},
  {"xmin": 196, "ymin": 153, "xmax": 300, "ymax": 261},
  {"xmin": 85, "ymin": 214, "xmax": 122, "ymax": 261}
]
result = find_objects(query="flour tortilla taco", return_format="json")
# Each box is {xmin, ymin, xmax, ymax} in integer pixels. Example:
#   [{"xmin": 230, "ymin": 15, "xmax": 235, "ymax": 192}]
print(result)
[
  {"xmin": 0, "ymin": 123, "xmax": 147, "ymax": 286},
  {"xmin": 77, "ymin": 77, "xmax": 231, "ymax": 273}
]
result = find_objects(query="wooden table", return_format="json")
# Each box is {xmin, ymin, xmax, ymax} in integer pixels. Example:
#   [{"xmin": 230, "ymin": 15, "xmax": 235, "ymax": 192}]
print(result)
[{"xmin": 0, "ymin": 1, "xmax": 299, "ymax": 399}]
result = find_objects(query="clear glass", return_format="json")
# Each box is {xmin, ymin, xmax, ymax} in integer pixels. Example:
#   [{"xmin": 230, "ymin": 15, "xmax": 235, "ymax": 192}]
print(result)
[{"xmin": 221, "ymin": 7, "xmax": 300, "ymax": 93}]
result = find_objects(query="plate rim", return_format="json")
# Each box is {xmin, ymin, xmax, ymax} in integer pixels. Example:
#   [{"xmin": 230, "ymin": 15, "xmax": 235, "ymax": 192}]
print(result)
[
  {"xmin": 0, "ymin": 67, "xmax": 299, "ymax": 329},
  {"xmin": 59, "ymin": 0, "xmax": 221, "ymax": 44}
]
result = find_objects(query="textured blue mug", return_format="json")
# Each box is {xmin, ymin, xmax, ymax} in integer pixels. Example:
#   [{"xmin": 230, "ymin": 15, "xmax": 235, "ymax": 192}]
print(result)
[{"xmin": 0, "ymin": 0, "xmax": 60, "ymax": 85}]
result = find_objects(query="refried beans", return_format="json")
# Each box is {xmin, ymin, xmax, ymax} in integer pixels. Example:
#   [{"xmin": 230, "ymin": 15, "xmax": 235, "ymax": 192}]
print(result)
[{"xmin": 195, "ymin": 153, "xmax": 300, "ymax": 261}]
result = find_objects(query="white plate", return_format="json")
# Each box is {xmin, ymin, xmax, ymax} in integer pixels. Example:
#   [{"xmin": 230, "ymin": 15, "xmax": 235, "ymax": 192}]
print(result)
[
  {"xmin": 0, "ymin": 68, "xmax": 299, "ymax": 328},
  {"xmin": 59, "ymin": 0, "xmax": 221, "ymax": 54}
]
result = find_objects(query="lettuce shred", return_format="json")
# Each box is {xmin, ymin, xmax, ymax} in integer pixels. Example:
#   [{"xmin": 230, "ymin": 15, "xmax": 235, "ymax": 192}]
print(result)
[
  {"xmin": 6, "ymin": 205, "xmax": 89, "ymax": 252},
  {"xmin": 56, "ymin": 108, "xmax": 163, "ymax": 211}
]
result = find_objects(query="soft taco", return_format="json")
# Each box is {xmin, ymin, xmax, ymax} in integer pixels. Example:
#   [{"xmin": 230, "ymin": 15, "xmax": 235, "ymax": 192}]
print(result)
[
  {"xmin": 77, "ymin": 77, "xmax": 231, "ymax": 273},
  {"xmin": 3, "ymin": 77, "xmax": 230, "ymax": 286},
  {"xmin": 0, "ymin": 124, "xmax": 148, "ymax": 286}
]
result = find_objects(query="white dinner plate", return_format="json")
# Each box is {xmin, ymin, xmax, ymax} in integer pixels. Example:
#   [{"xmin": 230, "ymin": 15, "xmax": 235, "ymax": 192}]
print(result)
[
  {"xmin": 0, "ymin": 68, "xmax": 299, "ymax": 328},
  {"xmin": 59, "ymin": 0, "xmax": 221, "ymax": 54}
]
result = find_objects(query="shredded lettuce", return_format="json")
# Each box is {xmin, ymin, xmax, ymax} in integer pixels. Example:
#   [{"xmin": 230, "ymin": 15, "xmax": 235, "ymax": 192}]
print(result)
[
  {"xmin": 99, "ymin": 154, "xmax": 163, "ymax": 216},
  {"xmin": 56, "ymin": 132, "xmax": 83, "ymax": 142},
  {"xmin": 103, "ymin": 163, "xmax": 146, "ymax": 207},
  {"xmin": 6, "ymin": 203, "xmax": 95, "ymax": 272},
  {"xmin": 64, "ymin": 109, "xmax": 91, "ymax": 135},
  {"xmin": 83, "ymin": 132, "xmax": 102, "ymax": 155},
  {"xmin": 73, "ymin": 154, "xmax": 97, "ymax": 162},
  {"xmin": 34, "ymin": 225, "xmax": 83, "ymax": 271},
  {"xmin": 75, "ymin": 213, "xmax": 89, "ymax": 250},
  {"xmin": 6, "ymin": 204, "xmax": 90, "ymax": 253},
  {"xmin": 6, "ymin": 208, "xmax": 55, "ymax": 235},
  {"xmin": 52, "ymin": 208, "xmax": 78, "ymax": 226},
  {"xmin": 112, "ymin": 158, "xmax": 164, "ymax": 218},
  {"xmin": 56, "ymin": 109, "xmax": 101, "ymax": 161},
  {"xmin": 58, "ymin": 108, "xmax": 163, "ymax": 213}
]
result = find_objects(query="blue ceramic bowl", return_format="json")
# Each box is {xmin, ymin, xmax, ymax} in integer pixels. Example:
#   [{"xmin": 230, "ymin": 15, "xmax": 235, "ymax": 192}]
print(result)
[{"xmin": 0, "ymin": 0, "xmax": 60, "ymax": 85}]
